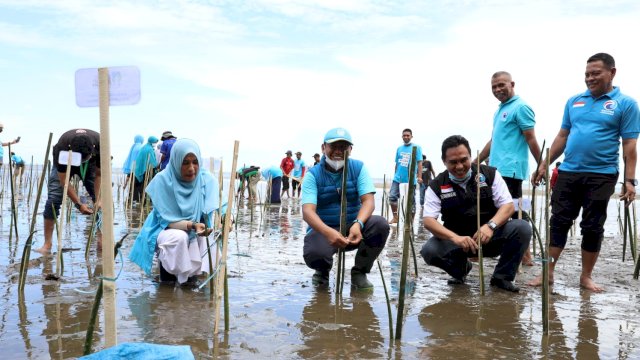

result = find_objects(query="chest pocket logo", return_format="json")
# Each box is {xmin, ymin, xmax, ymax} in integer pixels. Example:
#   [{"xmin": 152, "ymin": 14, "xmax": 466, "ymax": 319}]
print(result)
[
  {"xmin": 476, "ymin": 173, "xmax": 488, "ymax": 188},
  {"xmin": 440, "ymin": 184, "xmax": 456, "ymax": 199},
  {"xmin": 601, "ymin": 100, "xmax": 617, "ymax": 115}
]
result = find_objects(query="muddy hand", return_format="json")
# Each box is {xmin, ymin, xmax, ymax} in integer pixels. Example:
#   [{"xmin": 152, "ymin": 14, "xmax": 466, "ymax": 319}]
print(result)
[{"xmin": 620, "ymin": 182, "xmax": 636, "ymax": 206}]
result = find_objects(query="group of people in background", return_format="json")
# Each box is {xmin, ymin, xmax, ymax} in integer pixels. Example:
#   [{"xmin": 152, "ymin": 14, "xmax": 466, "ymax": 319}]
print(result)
[{"xmin": 9, "ymin": 52, "xmax": 636, "ymax": 293}]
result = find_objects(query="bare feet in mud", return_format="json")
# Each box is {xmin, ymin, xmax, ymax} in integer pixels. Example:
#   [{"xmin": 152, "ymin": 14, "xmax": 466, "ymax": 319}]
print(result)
[
  {"xmin": 33, "ymin": 247, "xmax": 52, "ymax": 255},
  {"xmin": 521, "ymin": 252, "xmax": 534, "ymax": 266},
  {"xmin": 580, "ymin": 275, "xmax": 604, "ymax": 292},
  {"xmin": 527, "ymin": 274, "xmax": 554, "ymax": 287}
]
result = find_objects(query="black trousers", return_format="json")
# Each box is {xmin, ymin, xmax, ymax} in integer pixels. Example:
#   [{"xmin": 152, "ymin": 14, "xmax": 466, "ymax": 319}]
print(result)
[
  {"xmin": 421, "ymin": 219, "xmax": 531, "ymax": 281},
  {"xmin": 303, "ymin": 215, "xmax": 389, "ymax": 274},
  {"xmin": 550, "ymin": 171, "xmax": 616, "ymax": 252}
]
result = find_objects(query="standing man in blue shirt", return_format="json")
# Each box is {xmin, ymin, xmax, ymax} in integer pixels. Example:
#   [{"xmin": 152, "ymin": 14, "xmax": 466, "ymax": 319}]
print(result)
[
  {"xmin": 531, "ymin": 53, "xmax": 640, "ymax": 292},
  {"xmin": 389, "ymin": 128, "xmax": 423, "ymax": 224},
  {"xmin": 476, "ymin": 71, "xmax": 541, "ymax": 265},
  {"xmin": 302, "ymin": 128, "xmax": 389, "ymax": 289},
  {"xmin": 292, "ymin": 151, "xmax": 306, "ymax": 198}
]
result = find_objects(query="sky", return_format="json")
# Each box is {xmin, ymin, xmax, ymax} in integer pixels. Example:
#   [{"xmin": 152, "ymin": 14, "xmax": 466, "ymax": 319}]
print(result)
[{"xmin": 1, "ymin": 0, "xmax": 640, "ymax": 179}]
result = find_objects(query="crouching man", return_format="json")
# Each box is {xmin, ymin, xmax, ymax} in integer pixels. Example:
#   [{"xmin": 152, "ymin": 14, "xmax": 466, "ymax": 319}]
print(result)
[
  {"xmin": 302, "ymin": 127, "xmax": 389, "ymax": 290},
  {"xmin": 420, "ymin": 135, "xmax": 530, "ymax": 292}
]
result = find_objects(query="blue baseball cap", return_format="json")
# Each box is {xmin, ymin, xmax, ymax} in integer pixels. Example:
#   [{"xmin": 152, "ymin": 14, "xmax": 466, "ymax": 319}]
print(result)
[{"xmin": 323, "ymin": 127, "xmax": 353, "ymax": 145}]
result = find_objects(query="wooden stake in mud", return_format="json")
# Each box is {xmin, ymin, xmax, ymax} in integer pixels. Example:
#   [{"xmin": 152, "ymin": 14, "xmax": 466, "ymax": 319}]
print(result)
[
  {"xmin": 214, "ymin": 141, "xmax": 239, "ymax": 335},
  {"xmin": 8, "ymin": 143, "xmax": 19, "ymax": 242},
  {"xmin": 476, "ymin": 151, "xmax": 485, "ymax": 296},
  {"xmin": 335, "ymin": 149, "xmax": 350, "ymax": 295},
  {"xmin": 98, "ymin": 67, "xmax": 117, "ymax": 348},
  {"xmin": 18, "ymin": 133, "xmax": 53, "ymax": 292},
  {"xmin": 395, "ymin": 146, "xmax": 417, "ymax": 340},
  {"xmin": 542, "ymin": 150, "xmax": 551, "ymax": 335},
  {"xmin": 56, "ymin": 150, "xmax": 73, "ymax": 276}
]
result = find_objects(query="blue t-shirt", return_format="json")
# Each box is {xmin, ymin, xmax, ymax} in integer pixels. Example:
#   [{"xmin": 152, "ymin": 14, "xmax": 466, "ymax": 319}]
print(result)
[
  {"xmin": 301, "ymin": 162, "xmax": 376, "ymax": 205},
  {"xmin": 560, "ymin": 87, "xmax": 640, "ymax": 174},
  {"xmin": 489, "ymin": 95, "xmax": 536, "ymax": 180},
  {"xmin": 11, "ymin": 154, "xmax": 24, "ymax": 165},
  {"xmin": 293, "ymin": 159, "xmax": 306, "ymax": 177},
  {"xmin": 159, "ymin": 138, "xmax": 177, "ymax": 170},
  {"xmin": 262, "ymin": 166, "xmax": 283, "ymax": 180},
  {"xmin": 393, "ymin": 143, "xmax": 423, "ymax": 184}
]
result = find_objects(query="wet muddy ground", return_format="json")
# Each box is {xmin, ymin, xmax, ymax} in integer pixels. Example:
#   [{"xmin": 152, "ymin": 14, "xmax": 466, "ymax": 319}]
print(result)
[{"xmin": 1, "ymin": 180, "xmax": 640, "ymax": 359}]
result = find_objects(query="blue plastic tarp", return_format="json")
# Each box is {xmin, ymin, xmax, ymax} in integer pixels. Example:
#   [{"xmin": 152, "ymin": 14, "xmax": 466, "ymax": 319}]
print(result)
[{"xmin": 79, "ymin": 342, "xmax": 195, "ymax": 360}]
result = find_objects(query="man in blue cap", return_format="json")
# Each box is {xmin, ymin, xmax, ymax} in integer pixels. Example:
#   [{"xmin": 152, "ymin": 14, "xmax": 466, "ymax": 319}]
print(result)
[{"xmin": 301, "ymin": 127, "xmax": 389, "ymax": 289}]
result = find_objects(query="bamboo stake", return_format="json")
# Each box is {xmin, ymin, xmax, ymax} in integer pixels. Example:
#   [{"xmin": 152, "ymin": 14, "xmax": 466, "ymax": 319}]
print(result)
[
  {"xmin": 56, "ymin": 150, "xmax": 73, "ymax": 276},
  {"xmin": 542, "ymin": 150, "xmax": 551, "ymax": 335},
  {"xmin": 85, "ymin": 201, "xmax": 100, "ymax": 260},
  {"xmin": 214, "ymin": 141, "xmax": 239, "ymax": 335},
  {"xmin": 624, "ymin": 156, "xmax": 629, "ymax": 262},
  {"xmin": 377, "ymin": 259, "xmax": 394, "ymax": 339},
  {"xmin": 633, "ymin": 202, "xmax": 638, "ymax": 262},
  {"xmin": 18, "ymin": 133, "xmax": 53, "ymax": 292},
  {"xmin": 476, "ymin": 151, "xmax": 485, "ymax": 295},
  {"xmin": 8, "ymin": 143, "xmax": 19, "ymax": 242},
  {"xmin": 335, "ymin": 150, "xmax": 350, "ymax": 295},
  {"xmin": 395, "ymin": 146, "xmax": 417, "ymax": 340},
  {"xmin": 83, "ymin": 233, "xmax": 128, "ymax": 356},
  {"xmin": 98, "ymin": 67, "xmax": 117, "ymax": 348},
  {"xmin": 530, "ymin": 140, "xmax": 546, "ymax": 257},
  {"xmin": 127, "ymin": 161, "xmax": 136, "ymax": 211}
]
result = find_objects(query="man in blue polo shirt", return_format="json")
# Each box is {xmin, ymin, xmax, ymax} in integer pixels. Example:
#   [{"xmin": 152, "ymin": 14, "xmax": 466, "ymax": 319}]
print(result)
[
  {"xmin": 301, "ymin": 127, "xmax": 389, "ymax": 289},
  {"xmin": 389, "ymin": 128, "xmax": 423, "ymax": 224},
  {"xmin": 531, "ymin": 53, "xmax": 640, "ymax": 292},
  {"xmin": 477, "ymin": 71, "xmax": 541, "ymax": 265}
]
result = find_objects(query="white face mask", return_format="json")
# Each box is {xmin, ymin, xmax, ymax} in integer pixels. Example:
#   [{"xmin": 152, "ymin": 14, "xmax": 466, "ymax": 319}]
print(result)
[{"xmin": 325, "ymin": 157, "xmax": 345, "ymax": 171}]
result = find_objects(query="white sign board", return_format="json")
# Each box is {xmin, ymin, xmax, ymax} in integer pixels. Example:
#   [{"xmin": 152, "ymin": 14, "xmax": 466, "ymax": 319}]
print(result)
[
  {"xmin": 58, "ymin": 151, "xmax": 82, "ymax": 166},
  {"xmin": 75, "ymin": 66, "xmax": 141, "ymax": 107}
]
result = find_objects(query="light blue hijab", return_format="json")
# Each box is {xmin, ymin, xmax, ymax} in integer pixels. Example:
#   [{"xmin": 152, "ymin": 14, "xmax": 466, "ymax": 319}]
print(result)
[
  {"xmin": 122, "ymin": 134, "xmax": 144, "ymax": 175},
  {"xmin": 145, "ymin": 139, "xmax": 218, "ymax": 223},
  {"xmin": 134, "ymin": 136, "xmax": 159, "ymax": 182}
]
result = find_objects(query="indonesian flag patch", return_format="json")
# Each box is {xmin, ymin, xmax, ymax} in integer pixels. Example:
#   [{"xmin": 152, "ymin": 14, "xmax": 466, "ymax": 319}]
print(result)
[
  {"xmin": 573, "ymin": 101, "xmax": 586, "ymax": 108},
  {"xmin": 441, "ymin": 184, "xmax": 453, "ymax": 193}
]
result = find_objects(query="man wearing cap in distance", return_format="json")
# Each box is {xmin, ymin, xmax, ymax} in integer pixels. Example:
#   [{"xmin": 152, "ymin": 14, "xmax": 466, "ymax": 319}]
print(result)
[
  {"xmin": 280, "ymin": 150, "xmax": 294, "ymax": 198},
  {"xmin": 301, "ymin": 127, "xmax": 389, "ymax": 289},
  {"xmin": 420, "ymin": 135, "xmax": 530, "ymax": 292},
  {"xmin": 36, "ymin": 129, "xmax": 101, "ymax": 254},
  {"xmin": 292, "ymin": 151, "xmax": 306, "ymax": 198},
  {"xmin": 159, "ymin": 131, "xmax": 177, "ymax": 171},
  {"xmin": 313, "ymin": 153, "xmax": 320, "ymax": 166},
  {"xmin": 0, "ymin": 122, "xmax": 21, "ymax": 166}
]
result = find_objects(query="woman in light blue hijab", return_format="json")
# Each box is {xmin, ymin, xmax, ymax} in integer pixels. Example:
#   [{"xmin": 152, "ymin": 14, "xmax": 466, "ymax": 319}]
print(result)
[
  {"xmin": 129, "ymin": 139, "xmax": 219, "ymax": 284},
  {"xmin": 132, "ymin": 136, "xmax": 159, "ymax": 201},
  {"xmin": 122, "ymin": 134, "xmax": 144, "ymax": 175}
]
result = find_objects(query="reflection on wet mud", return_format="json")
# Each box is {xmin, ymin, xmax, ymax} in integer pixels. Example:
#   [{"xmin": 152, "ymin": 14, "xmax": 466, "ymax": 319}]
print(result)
[
  {"xmin": 2, "ymin": 187, "xmax": 640, "ymax": 358},
  {"xmin": 297, "ymin": 289, "xmax": 384, "ymax": 359},
  {"xmin": 418, "ymin": 286, "xmax": 531, "ymax": 359}
]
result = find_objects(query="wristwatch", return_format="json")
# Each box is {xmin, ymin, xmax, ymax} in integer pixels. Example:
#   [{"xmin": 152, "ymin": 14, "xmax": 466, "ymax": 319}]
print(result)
[
  {"xmin": 486, "ymin": 220, "xmax": 498, "ymax": 231},
  {"xmin": 352, "ymin": 219, "xmax": 364, "ymax": 230},
  {"xmin": 626, "ymin": 179, "xmax": 638, "ymax": 186}
]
